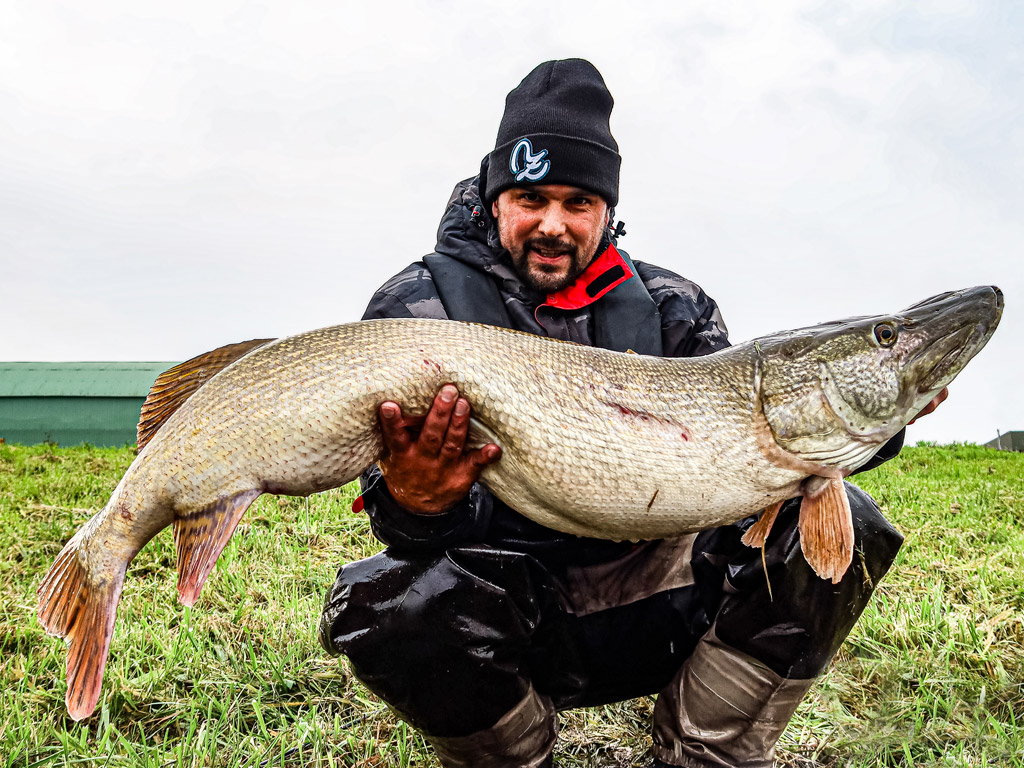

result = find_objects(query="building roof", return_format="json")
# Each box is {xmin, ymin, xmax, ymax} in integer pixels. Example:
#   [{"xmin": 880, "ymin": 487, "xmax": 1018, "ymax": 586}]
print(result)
[
  {"xmin": 985, "ymin": 431, "xmax": 1024, "ymax": 451},
  {"xmin": 0, "ymin": 362, "xmax": 179, "ymax": 397}
]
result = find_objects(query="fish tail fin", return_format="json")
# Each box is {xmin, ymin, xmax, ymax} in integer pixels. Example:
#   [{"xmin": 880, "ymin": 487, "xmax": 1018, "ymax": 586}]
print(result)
[
  {"xmin": 37, "ymin": 529, "xmax": 125, "ymax": 721},
  {"xmin": 174, "ymin": 489, "xmax": 262, "ymax": 607},
  {"xmin": 797, "ymin": 477, "xmax": 854, "ymax": 584}
]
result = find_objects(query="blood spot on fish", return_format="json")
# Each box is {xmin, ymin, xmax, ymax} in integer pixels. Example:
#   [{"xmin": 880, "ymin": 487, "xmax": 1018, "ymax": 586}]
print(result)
[
  {"xmin": 119, "ymin": 507, "xmax": 134, "ymax": 521},
  {"xmin": 613, "ymin": 402, "xmax": 649, "ymax": 421},
  {"xmin": 680, "ymin": 428, "xmax": 690, "ymax": 441}
]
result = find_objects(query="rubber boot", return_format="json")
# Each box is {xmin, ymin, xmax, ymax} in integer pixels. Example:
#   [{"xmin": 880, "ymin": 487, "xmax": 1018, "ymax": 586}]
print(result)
[
  {"xmin": 424, "ymin": 686, "xmax": 557, "ymax": 768},
  {"xmin": 651, "ymin": 627, "xmax": 813, "ymax": 768}
]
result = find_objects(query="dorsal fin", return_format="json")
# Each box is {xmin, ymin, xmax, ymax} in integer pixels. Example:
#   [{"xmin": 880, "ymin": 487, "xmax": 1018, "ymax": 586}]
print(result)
[{"xmin": 137, "ymin": 338, "xmax": 275, "ymax": 450}]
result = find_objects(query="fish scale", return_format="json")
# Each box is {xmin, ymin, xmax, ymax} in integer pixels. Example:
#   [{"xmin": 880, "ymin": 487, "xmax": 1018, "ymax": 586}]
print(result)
[
  {"xmin": 36, "ymin": 285, "xmax": 1002, "ymax": 721},
  {"xmin": 141, "ymin": 320, "xmax": 778, "ymax": 537}
]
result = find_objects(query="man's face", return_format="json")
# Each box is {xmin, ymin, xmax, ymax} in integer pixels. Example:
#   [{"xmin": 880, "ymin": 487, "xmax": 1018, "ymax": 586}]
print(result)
[{"xmin": 492, "ymin": 185, "xmax": 609, "ymax": 293}]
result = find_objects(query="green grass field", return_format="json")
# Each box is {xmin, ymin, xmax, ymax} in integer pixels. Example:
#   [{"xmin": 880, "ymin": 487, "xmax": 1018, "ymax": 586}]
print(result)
[{"xmin": 2, "ymin": 441, "xmax": 1022, "ymax": 767}]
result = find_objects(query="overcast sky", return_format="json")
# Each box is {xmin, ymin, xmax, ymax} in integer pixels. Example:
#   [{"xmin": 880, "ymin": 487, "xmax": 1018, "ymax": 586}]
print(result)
[{"xmin": 1, "ymin": 1, "xmax": 1020, "ymax": 446}]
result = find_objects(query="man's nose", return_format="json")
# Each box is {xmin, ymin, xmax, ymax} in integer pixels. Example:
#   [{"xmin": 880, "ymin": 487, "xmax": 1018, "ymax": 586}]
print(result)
[{"xmin": 536, "ymin": 206, "xmax": 568, "ymax": 238}]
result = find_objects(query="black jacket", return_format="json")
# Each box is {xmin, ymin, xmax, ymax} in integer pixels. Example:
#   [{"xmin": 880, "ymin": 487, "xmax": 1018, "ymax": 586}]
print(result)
[{"xmin": 357, "ymin": 177, "xmax": 901, "ymax": 569}]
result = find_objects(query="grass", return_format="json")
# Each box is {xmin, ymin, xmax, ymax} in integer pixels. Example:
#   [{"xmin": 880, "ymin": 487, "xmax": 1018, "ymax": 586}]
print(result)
[{"xmin": 1, "ymin": 441, "xmax": 1022, "ymax": 767}]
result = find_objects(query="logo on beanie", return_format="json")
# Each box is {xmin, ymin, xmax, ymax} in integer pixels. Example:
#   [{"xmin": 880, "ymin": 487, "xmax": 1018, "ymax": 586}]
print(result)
[{"xmin": 509, "ymin": 138, "xmax": 550, "ymax": 182}]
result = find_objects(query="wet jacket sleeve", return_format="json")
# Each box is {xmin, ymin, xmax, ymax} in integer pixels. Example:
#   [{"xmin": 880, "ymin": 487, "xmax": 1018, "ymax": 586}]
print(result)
[
  {"xmin": 358, "ymin": 263, "xmax": 494, "ymax": 550},
  {"xmin": 359, "ymin": 466, "xmax": 493, "ymax": 551}
]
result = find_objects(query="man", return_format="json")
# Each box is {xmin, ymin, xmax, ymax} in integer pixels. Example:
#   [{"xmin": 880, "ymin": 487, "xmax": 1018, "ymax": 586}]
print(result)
[{"xmin": 320, "ymin": 59, "xmax": 931, "ymax": 767}]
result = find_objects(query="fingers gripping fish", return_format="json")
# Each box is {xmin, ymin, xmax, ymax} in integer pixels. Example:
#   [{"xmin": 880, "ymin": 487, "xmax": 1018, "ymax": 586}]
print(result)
[{"xmin": 37, "ymin": 286, "xmax": 1003, "ymax": 720}]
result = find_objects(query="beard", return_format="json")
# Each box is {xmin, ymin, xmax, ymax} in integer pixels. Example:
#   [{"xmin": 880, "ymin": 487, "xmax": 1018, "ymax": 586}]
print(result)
[
  {"xmin": 508, "ymin": 237, "xmax": 594, "ymax": 293},
  {"xmin": 493, "ymin": 196, "xmax": 609, "ymax": 294}
]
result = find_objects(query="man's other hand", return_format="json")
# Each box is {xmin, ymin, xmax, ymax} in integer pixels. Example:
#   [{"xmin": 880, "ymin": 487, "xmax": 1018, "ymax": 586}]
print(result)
[
  {"xmin": 908, "ymin": 386, "xmax": 949, "ymax": 425},
  {"xmin": 377, "ymin": 384, "xmax": 502, "ymax": 515}
]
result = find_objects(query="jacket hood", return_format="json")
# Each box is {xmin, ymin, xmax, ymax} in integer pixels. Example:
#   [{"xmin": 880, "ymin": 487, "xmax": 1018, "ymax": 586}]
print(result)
[{"xmin": 433, "ymin": 176, "xmax": 505, "ymax": 271}]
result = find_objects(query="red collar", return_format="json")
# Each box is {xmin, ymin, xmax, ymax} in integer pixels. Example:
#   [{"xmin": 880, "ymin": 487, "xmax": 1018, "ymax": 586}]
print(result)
[{"xmin": 542, "ymin": 243, "xmax": 632, "ymax": 311}]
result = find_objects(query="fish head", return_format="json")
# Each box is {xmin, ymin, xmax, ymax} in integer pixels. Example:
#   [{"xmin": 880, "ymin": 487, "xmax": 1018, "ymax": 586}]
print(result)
[{"xmin": 756, "ymin": 285, "xmax": 1003, "ymax": 472}]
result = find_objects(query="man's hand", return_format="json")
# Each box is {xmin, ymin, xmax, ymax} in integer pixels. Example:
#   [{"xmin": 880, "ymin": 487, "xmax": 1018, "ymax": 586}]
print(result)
[
  {"xmin": 908, "ymin": 386, "xmax": 949, "ymax": 425},
  {"xmin": 377, "ymin": 384, "xmax": 502, "ymax": 515}
]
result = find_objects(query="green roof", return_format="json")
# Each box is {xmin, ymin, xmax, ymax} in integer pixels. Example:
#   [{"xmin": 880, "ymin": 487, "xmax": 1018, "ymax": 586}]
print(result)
[
  {"xmin": 0, "ymin": 362, "xmax": 180, "ymax": 397},
  {"xmin": 985, "ymin": 431, "xmax": 1024, "ymax": 451}
]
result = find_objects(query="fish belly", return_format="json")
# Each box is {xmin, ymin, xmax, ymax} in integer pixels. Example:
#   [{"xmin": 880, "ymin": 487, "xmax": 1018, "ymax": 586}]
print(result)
[{"xmin": 131, "ymin": 319, "xmax": 798, "ymax": 540}]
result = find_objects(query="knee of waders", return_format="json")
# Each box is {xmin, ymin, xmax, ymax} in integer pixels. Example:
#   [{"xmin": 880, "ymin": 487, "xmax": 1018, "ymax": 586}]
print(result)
[
  {"xmin": 711, "ymin": 483, "xmax": 904, "ymax": 679},
  {"xmin": 318, "ymin": 546, "xmax": 553, "ymax": 664},
  {"xmin": 318, "ymin": 550, "xmax": 435, "ymax": 659}
]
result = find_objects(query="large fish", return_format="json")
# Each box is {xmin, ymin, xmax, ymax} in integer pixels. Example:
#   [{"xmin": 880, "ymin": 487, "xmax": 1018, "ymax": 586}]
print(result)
[{"xmin": 37, "ymin": 286, "xmax": 1002, "ymax": 720}]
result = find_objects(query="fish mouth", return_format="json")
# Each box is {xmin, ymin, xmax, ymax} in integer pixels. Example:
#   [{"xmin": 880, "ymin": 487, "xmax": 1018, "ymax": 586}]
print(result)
[
  {"xmin": 914, "ymin": 326, "xmax": 973, "ymax": 392},
  {"xmin": 902, "ymin": 285, "xmax": 1003, "ymax": 394}
]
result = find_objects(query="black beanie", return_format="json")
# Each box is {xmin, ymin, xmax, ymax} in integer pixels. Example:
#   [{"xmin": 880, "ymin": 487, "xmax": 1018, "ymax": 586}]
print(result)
[{"xmin": 480, "ymin": 59, "xmax": 620, "ymax": 208}]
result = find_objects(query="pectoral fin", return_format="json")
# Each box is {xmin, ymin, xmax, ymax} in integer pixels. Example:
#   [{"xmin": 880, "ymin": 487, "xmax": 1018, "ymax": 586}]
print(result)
[
  {"xmin": 174, "ymin": 489, "xmax": 262, "ymax": 607},
  {"xmin": 797, "ymin": 477, "xmax": 854, "ymax": 584},
  {"xmin": 741, "ymin": 500, "xmax": 785, "ymax": 549}
]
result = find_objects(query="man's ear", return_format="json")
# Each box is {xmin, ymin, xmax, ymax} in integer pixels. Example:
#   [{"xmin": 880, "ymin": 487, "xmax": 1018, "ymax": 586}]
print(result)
[{"xmin": 492, "ymin": 200, "xmax": 500, "ymax": 219}]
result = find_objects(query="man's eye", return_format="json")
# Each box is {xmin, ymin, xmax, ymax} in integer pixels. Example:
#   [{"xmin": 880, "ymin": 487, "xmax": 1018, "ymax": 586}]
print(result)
[{"xmin": 570, "ymin": 197, "xmax": 592, "ymax": 207}]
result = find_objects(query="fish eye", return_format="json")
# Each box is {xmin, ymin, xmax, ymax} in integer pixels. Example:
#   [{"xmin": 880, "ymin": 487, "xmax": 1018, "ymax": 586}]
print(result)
[{"xmin": 873, "ymin": 322, "xmax": 898, "ymax": 347}]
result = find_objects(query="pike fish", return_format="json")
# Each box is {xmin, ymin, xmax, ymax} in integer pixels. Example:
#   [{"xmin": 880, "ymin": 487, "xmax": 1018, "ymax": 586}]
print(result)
[{"xmin": 38, "ymin": 285, "xmax": 1002, "ymax": 720}]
